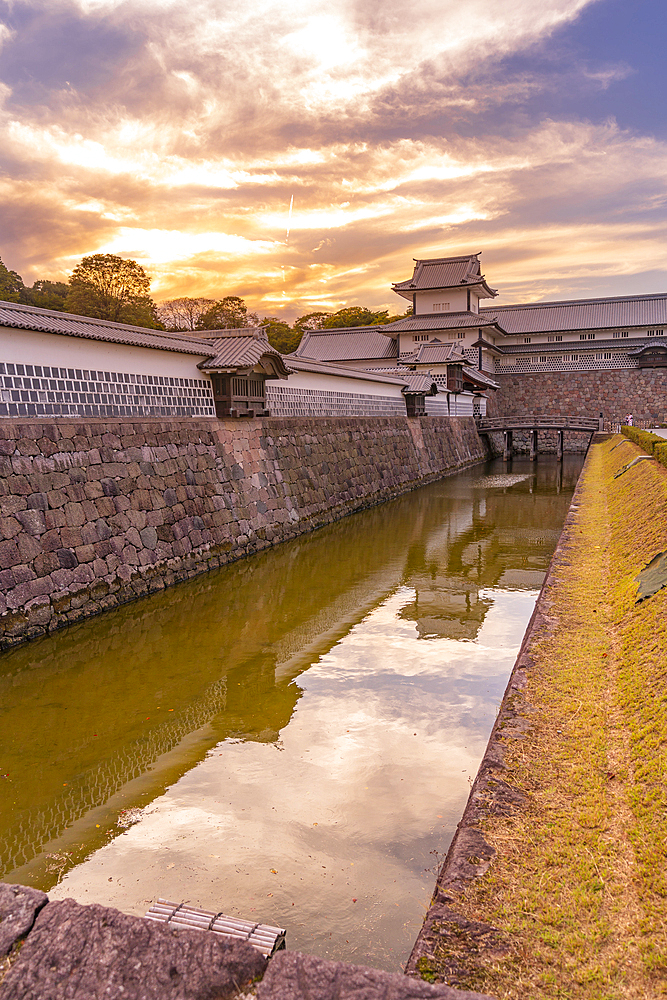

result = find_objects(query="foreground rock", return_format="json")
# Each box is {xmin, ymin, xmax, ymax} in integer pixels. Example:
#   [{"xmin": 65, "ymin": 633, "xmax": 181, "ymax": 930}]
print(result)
[
  {"xmin": 0, "ymin": 885, "xmax": 493, "ymax": 1000},
  {"xmin": 0, "ymin": 896, "xmax": 266, "ymax": 999},
  {"xmin": 0, "ymin": 883, "xmax": 47, "ymax": 956},
  {"xmin": 258, "ymin": 952, "xmax": 494, "ymax": 1000}
]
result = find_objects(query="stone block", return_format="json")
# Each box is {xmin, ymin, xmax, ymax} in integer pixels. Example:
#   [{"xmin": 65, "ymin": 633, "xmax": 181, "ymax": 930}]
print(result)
[
  {"xmin": 0, "ymin": 516, "xmax": 21, "ymax": 540},
  {"xmin": 75, "ymin": 544, "xmax": 96, "ymax": 564},
  {"xmin": 127, "ymin": 508, "xmax": 147, "ymax": 530},
  {"xmin": 57, "ymin": 548, "xmax": 78, "ymax": 569},
  {"xmin": 17, "ymin": 533, "xmax": 42, "ymax": 563},
  {"xmin": 60, "ymin": 526, "xmax": 83, "ymax": 548},
  {"xmin": 46, "ymin": 488, "xmax": 68, "ymax": 508},
  {"xmin": 26, "ymin": 492, "xmax": 48, "ymax": 510},
  {"xmin": 12, "ymin": 563, "xmax": 37, "ymax": 584},
  {"xmin": 140, "ymin": 526, "xmax": 158, "ymax": 549},
  {"xmin": 125, "ymin": 526, "xmax": 142, "ymax": 548},
  {"xmin": 64, "ymin": 502, "xmax": 86, "ymax": 528},
  {"xmin": 101, "ymin": 478, "xmax": 121, "ymax": 497},
  {"xmin": 80, "ymin": 522, "xmax": 99, "ymax": 545},
  {"xmin": 1, "ymin": 494, "xmax": 28, "ymax": 515},
  {"xmin": 0, "ymin": 882, "xmax": 47, "ymax": 956},
  {"xmin": 34, "ymin": 551, "xmax": 60, "ymax": 576},
  {"xmin": 0, "ymin": 539, "xmax": 21, "ymax": 569},
  {"xmin": 122, "ymin": 544, "xmax": 139, "ymax": 565}
]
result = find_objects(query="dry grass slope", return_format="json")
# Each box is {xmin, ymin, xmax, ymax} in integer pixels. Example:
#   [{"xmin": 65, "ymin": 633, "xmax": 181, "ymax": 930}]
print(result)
[{"xmin": 426, "ymin": 436, "xmax": 667, "ymax": 999}]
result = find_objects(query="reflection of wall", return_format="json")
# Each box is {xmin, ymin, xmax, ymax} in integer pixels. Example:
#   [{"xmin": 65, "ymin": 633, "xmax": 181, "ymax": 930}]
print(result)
[
  {"xmin": 0, "ymin": 479, "xmax": 487, "ymax": 880},
  {"xmin": 397, "ymin": 460, "xmax": 582, "ymax": 641},
  {"xmin": 0, "ymin": 454, "xmax": 581, "ymax": 883}
]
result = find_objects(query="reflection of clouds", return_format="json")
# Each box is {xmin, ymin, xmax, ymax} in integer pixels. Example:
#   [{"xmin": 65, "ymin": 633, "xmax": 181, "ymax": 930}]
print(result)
[
  {"xmin": 0, "ymin": 0, "xmax": 665, "ymax": 309},
  {"xmin": 51, "ymin": 583, "xmax": 533, "ymax": 967}
]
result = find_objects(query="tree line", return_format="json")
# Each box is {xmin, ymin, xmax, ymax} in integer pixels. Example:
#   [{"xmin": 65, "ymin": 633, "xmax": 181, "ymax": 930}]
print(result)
[{"xmin": 0, "ymin": 253, "xmax": 411, "ymax": 354}]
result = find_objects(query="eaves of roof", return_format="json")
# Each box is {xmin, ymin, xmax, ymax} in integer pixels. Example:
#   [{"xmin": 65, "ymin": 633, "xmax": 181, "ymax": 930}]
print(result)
[
  {"xmin": 0, "ymin": 299, "xmax": 210, "ymax": 356},
  {"xmin": 461, "ymin": 365, "xmax": 499, "ymax": 390},
  {"xmin": 626, "ymin": 339, "xmax": 667, "ymax": 355},
  {"xmin": 387, "ymin": 312, "xmax": 503, "ymax": 332},
  {"xmin": 481, "ymin": 294, "xmax": 667, "ymax": 335},
  {"xmin": 401, "ymin": 342, "xmax": 467, "ymax": 365},
  {"xmin": 283, "ymin": 355, "xmax": 408, "ymax": 386},
  {"xmin": 392, "ymin": 256, "xmax": 497, "ymax": 299}
]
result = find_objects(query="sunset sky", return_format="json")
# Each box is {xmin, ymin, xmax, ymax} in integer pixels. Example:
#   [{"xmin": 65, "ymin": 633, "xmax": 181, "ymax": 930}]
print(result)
[{"xmin": 1, "ymin": 0, "xmax": 665, "ymax": 319}]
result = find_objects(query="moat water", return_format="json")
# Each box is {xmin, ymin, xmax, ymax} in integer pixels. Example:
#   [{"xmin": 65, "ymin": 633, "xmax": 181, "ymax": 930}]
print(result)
[{"xmin": 0, "ymin": 455, "xmax": 583, "ymax": 971}]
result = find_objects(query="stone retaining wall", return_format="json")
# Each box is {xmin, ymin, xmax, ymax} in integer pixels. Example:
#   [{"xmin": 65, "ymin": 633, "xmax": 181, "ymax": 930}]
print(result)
[
  {"xmin": 490, "ymin": 369, "xmax": 667, "ymax": 424},
  {"xmin": 0, "ymin": 415, "xmax": 487, "ymax": 649}
]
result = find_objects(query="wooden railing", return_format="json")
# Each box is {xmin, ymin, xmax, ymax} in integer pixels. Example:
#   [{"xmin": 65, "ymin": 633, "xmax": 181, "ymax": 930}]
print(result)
[{"xmin": 476, "ymin": 415, "xmax": 600, "ymax": 432}]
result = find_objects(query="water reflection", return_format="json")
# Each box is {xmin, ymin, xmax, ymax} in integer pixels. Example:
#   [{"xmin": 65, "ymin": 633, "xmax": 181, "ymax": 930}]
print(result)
[{"xmin": 0, "ymin": 456, "xmax": 582, "ymax": 970}]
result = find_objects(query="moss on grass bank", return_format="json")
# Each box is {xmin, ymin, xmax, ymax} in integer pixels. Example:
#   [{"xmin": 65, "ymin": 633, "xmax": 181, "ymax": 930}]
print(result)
[{"xmin": 421, "ymin": 436, "xmax": 667, "ymax": 999}]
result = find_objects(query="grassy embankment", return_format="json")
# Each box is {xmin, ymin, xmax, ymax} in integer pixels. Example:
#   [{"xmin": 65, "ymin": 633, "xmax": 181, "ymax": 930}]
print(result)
[{"xmin": 426, "ymin": 435, "xmax": 667, "ymax": 999}]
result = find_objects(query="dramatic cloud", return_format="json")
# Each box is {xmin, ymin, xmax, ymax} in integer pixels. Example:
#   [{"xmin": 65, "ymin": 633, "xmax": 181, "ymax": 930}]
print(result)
[{"xmin": 1, "ymin": 0, "xmax": 665, "ymax": 317}]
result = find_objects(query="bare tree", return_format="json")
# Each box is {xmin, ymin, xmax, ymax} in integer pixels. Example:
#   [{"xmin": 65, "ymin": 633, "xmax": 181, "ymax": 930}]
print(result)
[{"xmin": 157, "ymin": 297, "xmax": 215, "ymax": 331}]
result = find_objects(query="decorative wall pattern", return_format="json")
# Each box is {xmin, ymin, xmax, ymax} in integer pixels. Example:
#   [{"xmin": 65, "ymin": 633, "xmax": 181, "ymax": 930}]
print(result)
[
  {"xmin": 265, "ymin": 384, "xmax": 405, "ymax": 417},
  {"xmin": 495, "ymin": 353, "xmax": 634, "ymax": 373},
  {"xmin": 0, "ymin": 361, "xmax": 215, "ymax": 419}
]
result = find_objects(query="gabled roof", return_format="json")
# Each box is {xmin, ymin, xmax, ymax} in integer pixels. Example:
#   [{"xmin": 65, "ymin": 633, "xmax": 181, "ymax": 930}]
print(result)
[
  {"xmin": 0, "ymin": 299, "xmax": 211, "ymax": 355},
  {"xmin": 294, "ymin": 326, "xmax": 398, "ymax": 362},
  {"xmin": 400, "ymin": 342, "xmax": 467, "ymax": 365},
  {"xmin": 196, "ymin": 327, "xmax": 291, "ymax": 377},
  {"xmin": 392, "ymin": 254, "xmax": 497, "ymax": 300},
  {"xmin": 481, "ymin": 293, "xmax": 667, "ymax": 335},
  {"xmin": 386, "ymin": 311, "xmax": 503, "ymax": 333}
]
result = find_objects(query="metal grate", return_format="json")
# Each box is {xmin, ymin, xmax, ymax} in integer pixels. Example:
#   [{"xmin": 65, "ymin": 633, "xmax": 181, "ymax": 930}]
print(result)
[{"xmin": 144, "ymin": 899, "xmax": 286, "ymax": 957}]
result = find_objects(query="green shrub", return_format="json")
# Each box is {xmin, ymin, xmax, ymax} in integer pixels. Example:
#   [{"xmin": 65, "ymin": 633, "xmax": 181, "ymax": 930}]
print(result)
[{"xmin": 622, "ymin": 426, "xmax": 667, "ymax": 471}]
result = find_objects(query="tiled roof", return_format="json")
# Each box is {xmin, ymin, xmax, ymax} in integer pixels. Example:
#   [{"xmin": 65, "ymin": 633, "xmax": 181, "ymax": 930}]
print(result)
[
  {"xmin": 627, "ymin": 339, "xmax": 667, "ymax": 355},
  {"xmin": 387, "ymin": 312, "xmax": 502, "ymax": 331},
  {"xmin": 294, "ymin": 326, "xmax": 398, "ymax": 362},
  {"xmin": 481, "ymin": 294, "xmax": 667, "ymax": 335},
  {"xmin": 462, "ymin": 365, "xmax": 499, "ymax": 389},
  {"xmin": 399, "ymin": 373, "xmax": 439, "ymax": 395},
  {"xmin": 366, "ymin": 368, "xmax": 438, "ymax": 395},
  {"xmin": 400, "ymin": 342, "xmax": 467, "ymax": 365},
  {"xmin": 0, "ymin": 299, "xmax": 210, "ymax": 355},
  {"xmin": 392, "ymin": 254, "xmax": 497, "ymax": 299},
  {"xmin": 197, "ymin": 328, "xmax": 291, "ymax": 376}
]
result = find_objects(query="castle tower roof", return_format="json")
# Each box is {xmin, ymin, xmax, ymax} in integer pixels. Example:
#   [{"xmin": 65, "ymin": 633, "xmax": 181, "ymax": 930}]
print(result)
[{"xmin": 392, "ymin": 253, "xmax": 497, "ymax": 301}]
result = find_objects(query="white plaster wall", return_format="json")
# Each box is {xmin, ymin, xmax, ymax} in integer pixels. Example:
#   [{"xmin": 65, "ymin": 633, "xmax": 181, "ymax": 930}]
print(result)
[
  {"xmin": 0, "ymin": 327, "xmax": 208, "ymax": 380},
  {"xmin": 416, "ymin": 289, "xmax": 468, "ymax": 313},
  {"xmin": 282, "ymin": 368, "xmax": 405, "ymax": 399}
]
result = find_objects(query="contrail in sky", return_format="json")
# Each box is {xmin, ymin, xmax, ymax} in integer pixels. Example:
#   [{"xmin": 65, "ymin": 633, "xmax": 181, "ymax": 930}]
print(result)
[{"xmin": 285, "ymin": 195, "xmax": 294, "ymax": 244}]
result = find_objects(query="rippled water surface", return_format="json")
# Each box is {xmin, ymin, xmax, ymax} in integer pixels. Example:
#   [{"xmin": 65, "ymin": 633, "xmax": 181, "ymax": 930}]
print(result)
[{"xmin": 0, "ymin": 455, "xmax": 583, "ymax": 970}]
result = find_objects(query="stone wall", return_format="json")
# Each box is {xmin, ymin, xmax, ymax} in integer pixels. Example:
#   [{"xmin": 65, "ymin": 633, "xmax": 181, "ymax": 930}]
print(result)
[
  {"xmin": 490, "ymin": 368, "xmax": 667, "ymax": 424},
  {"xmin": 0, "ymin": 415, "xmax": 487, "ymax": 649}
]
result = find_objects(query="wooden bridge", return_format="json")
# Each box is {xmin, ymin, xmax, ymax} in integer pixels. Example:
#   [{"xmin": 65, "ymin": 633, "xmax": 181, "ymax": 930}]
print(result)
[{"xmin": 476, "ymin": 415, "xmax": 602, "ymax": 461}]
